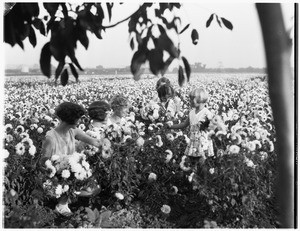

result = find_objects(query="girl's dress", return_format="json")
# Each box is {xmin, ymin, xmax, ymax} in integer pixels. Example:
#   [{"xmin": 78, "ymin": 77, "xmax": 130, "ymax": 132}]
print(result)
[
  {"xmin": 161, "ymin": 96, "xmax": 181, "ymax": 118},
  {"xmin": 43, "ymin": 128, "xmax": 76, "ymax": 158},
  {"xmin": 185, "ymin": 108, "xmax": 214, "ymax": 158}
]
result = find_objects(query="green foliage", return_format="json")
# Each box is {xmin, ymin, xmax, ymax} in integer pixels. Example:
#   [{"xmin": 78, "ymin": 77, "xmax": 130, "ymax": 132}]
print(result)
[{"xmin": 4, "ymin": 3, "xmax": 233, "ymax": 86}]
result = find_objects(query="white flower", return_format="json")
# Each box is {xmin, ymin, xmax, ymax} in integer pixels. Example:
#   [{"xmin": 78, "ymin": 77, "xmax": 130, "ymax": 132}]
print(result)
[
  {"xmin": 161, "ymin": 204, "xmax": 171, "ymax": 214},
  {"xmin": 209, "ymin": 168, "xmax": 215, "ymax": 174},
  {"xmin": 188, "ymin": 172, "xmax": 195, "ymax": 182},
  {"xmin": 28, "ymin": 145, "xmax": 36, "ymax": 156},
  {"xmin": 15, "ymin": 142, "xmax": 25, "ymax": 155},
  {"xmin": 180, "ymin": 156, "xmax": 191, "ymax": 171},
  {"xmin": 115, "ymin": 192, "xmax": 124, "ymax": 200},
  {"xmin": 246, "ymin": 141, "xmax": 256, "ymax": 151},
  {"xmin": 55, "ymin": 185, "xmax": 63, "ymax": 198},
  {"xmin": 228, "ymin": 145, "xmax": 240, "ymax": 154},
  {"xmin": 166, "ymin": 121, "xmax": 173, "ymax": 127},
  {"xmin": 37, "ymin": 127, "xmax": 43, "ymax": 134},
  {"xmin": 155, "ymin": 135, "xmax": 163, "ymax": 147},
  {"xmin": 3, "ymin": 149, "xmax": 10, "ymax": 159},
  {"xmin": 61, "ymin": 169, "xmax": 71, "ymax": 179},
  {"xmin": 148, "ymin": 172, "xmax": 157, "ymax": 181},
  {"xmin": 166, "ymin": 133, "xmax": 174, "ymax": 141},
  {"xmin": 171, "ymin": 186, "xmax": 178, "ymax": 194},
  {"xmin": 244, "ymin": 157, "xmax": 256, "ymax": 168},
  {"xmin": 136, "ymin": 137, "xmax": 145, "ymax": 147},
  {"xmin": 165, "ymin": 149, "xmax": 173, "ymax": 163},
  {"xmin": 45, "ymin": 160, "xmax": 53, "ymax": 168},
  {"xmin": 102, "ymin": 138, "xmax": 111, "ymax": 151},
  {"xmin": 5, "ymin": 134, "xmax": 13, "ymax": 143},
  {"xmin": 63, "ymin": 185, "xmax": 69, "ymax": 193},
  {"xmin": 184, "ymin": 135, "xmax": 190, "ymax": 144},
  {"xmin": 153, "ymin": 109, "xmax": 159, "ymax": 119}
]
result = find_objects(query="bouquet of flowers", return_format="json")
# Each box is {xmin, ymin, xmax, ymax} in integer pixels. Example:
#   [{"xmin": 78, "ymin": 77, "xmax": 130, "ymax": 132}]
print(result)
[{"xmin": 42, "ymin": 152, "xmax": 97, "ymax": 198}]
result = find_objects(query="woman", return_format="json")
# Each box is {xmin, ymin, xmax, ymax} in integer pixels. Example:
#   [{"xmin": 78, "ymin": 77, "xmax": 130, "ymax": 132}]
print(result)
[{"xmin": 40, "ymin": 102, "xmax": 104, "ymax": 215}]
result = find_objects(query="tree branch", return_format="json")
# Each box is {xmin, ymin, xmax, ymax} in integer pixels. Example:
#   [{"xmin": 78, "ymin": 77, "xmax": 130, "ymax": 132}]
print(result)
[{"xmin": 102, "ymin": 5, "xmax": 142, "ymax": 29}]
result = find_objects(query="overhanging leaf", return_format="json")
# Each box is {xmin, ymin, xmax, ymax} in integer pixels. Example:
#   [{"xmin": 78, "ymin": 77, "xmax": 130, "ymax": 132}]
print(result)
[
  {"xmin": 60, "ymin": 68, "xmax": 69, "ymax": 86},
  {"xmin": 28, "ymin": 26, "xmax": 37, "ymax": 47},
  {"xmin": 178, "ymin": 66, "xmax": 185, "ymax": 87},
  {"xmin": 206, "ymin": 14, "xmax": 214, "ymax": 28},
  {"xmin": 181, "ymin": 56, "xmax": 191, "ymax": 82},
  {"xmin": 221, "ymin": 17, "xmax": 233, "ymax": 30},
  {"xmin": 69, "ymin": 63, "xmax": 79, "ymax": 82},
  {"xmin": 40, "ymin": 42, "xmax": 52, "ymax": 78},
  {"xmin": 106, "ymin": 3, "xmax": 113, "ymax": 22},
  {"xmin": 55, "ymin": 61, "xmax": 65, "ymax": 80},
  {"xmin": 216, "ymin": 15, "xmax": 222, "ymax": 27},
  {"xmin": 130, "ymin": 49, "xmax": 147, "ymax": 80},
  {"xmin": 179, "ymin": 23, "xmax": 190, "ymax": 34},
  {"xmin": 148, "ymin": 49, "xmax": 164, "ymax": 76},
  {"xmin": 191, "ymin": 29, "xmax": 199, "ymax": 45},
  {"xmin": 157, "ymin": 32, "xmax": 179, "ymax": 58}
]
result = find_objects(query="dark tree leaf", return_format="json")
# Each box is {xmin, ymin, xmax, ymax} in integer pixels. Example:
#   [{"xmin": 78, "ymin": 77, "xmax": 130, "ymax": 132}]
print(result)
[
  {"xmin": 181, "ymin": 56, "xmax": 191, "ymax": 82},
  {"xmin": 77, "ymin": 25, "xmax": 89, "ymax": 49},
  {"xmin": 178, "ymin": 66, "xmax": 185, "ymax": 87},
  {"xmin": 179, "ymin": 24, "xmax": 190, "ymax": 34},
  {"xmin": 157, "ymin": 32, "xmax": 179, "ymax": 58},
  {"xmin": 71, "ymin": 56, "xmax": 84, "ymax": 71},
  {"xmin": 69, "ymin": 63, "xmax": 79, "ymax": 82},
  {"xmin": 40, "ymin": 42, "xmax": 52, "ymax": 78},
  {"xmin": 216, "ymin": 15, "xmax": 222, "ymax": 27},
  {"xmin": 130, "ymin": 37, "xmax": 135, "ymax": 50},
  {"xmin": 130, "ymin": 49, "xmax": 147, "ymax": 80},
  {"xmin": 55, "ymin": 62, "xmax": 65, "ymax": 80},
  {"xmin": 161, "ymin": 56, "xmax": 174, "ymax": 76},
  {"xmin": 221, "ymin": 17, "xmax": 233, "ymax": 30},
  {"xmin": 28, "ymin": 26, "xmax": 37, "ymax": 47},
  {"xmin": 206, "ymin": 14, "xmax": 214, "ymax": 28},
  {"xmin": 60, "ymin": 69, "xmax": 69, "ymax": 86},
  {"xmin": 106, "ymin": 3, "xmax": 113, "ymax": 22},
  {"xmin": 148, "ymin": 49, "xmax": 164, "ymax": 76},
  {"xmin": 43, "ymin": 3, "xmax": 59, "ymax": 17},
  {"xmin": 191, "ymin": 29, "xmax": 199, "ymax": 45},
  {"xmin": 157, "ymin": 24, "xmax": 166, "ymax": 35}
]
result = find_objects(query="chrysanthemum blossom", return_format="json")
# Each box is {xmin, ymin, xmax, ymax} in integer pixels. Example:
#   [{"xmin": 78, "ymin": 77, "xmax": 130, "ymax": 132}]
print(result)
[
  {"xmin": 3, "ymin": 149, "xmax": 10, "ymax": 159},
  {"xmin": 37, "ymin": 127, "xmax": 43, "ymax": 134},
  {"xmin": 55, "ymin": 185, "xmax": 63, "ymax": 198},
  {"xmin": 115, "ymin": 192, "xmax": 124, "ymax": 200},
  {"xmin": 165, "ymin": 149, "xmax": 173, "ymax": 163},
  {"xmin": 102, "ymin": 138, "xmax": 111, "ymax": 151},
  {"xmin": 28, "ymin": 145, "xmax": 36, "ymax": 156},
  {"xmin": 136, "ymin": 137, "xmax": 145, "ymax": 147},
  {"xmin": 148, "ymin": 172, "xmax": 157, "ymax": 181},
  {"xmin": 161, "ymin": 204, "xmax": 171, "ymax": 214},
  {"xmin": 51, "ymin": 155, "xmax": 60, "ymax": 162},
  {"xmin": 228, "ymin": 145, "xmax": 240, "ymax": 154},
  {"xmin": 15, "ymin": 142, "xmax": 25, "ymax": 155},
  {"xmin": 61, "ymin": 169, "xmax": 71, "ymax": 179},
  {"xmin": 63, "ymin": 185, "xmax": 69, "ymax": 193}
]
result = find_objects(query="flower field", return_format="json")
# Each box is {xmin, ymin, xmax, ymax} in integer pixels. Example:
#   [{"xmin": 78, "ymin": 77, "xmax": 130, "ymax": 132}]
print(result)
[{"xmin": 3, "ymin": 73, "xmax": 279, "ymax": 228}]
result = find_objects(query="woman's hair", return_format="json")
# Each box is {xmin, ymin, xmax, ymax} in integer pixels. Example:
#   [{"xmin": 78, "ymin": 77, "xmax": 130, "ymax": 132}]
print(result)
[
  {"xmin": 110, "ymin": 94, "xmax": 129, "ymax": 111},
  {"xmin": 157, "ymin": 84, "xmax": 175, "ymax": 102},
  {"xmin": 156, "ymin": 77, "xmax": 171, "ymax": 91},
  {"xmin": 55, "ymin": 102, "xmax": 85, "ymax": 125},
  {"xmin": 88, "ymin": 101, "xmax": 111, "ymax": 121},
  {"xmin": 190, "ymin": 88, "xmax": 209, "ymax": 104}
]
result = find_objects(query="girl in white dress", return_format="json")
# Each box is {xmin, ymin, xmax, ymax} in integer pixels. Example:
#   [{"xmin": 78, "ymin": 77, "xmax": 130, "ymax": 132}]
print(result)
[{"xmin": 168, "ymin": 88, "xmax": 214, "ymax": 171}]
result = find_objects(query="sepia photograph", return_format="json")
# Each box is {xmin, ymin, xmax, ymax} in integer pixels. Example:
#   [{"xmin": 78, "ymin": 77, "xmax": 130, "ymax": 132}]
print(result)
[{"xmin": 2, "ymin": 1, "xmax": 296, "ymax": 228}]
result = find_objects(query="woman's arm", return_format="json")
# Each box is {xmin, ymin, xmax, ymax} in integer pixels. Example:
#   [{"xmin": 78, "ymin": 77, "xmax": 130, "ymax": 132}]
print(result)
[
  {"xmin": 40, "ymin": 136, "xmax": 54, "ymax": 166},
  {"xmin": 74, "ymin": 128, "xmax": 103, "ymax": 148},
  {"xmin": 169, "ymin": 117, "xmax": 189, "ymax": 130}
]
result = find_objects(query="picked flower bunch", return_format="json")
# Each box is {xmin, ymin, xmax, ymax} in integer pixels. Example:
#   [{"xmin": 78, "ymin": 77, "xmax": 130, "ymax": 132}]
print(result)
[
  {"xmin": 139, "ymin": 100, "xmax": 160, "ymax": 122},
  {"xmin": 42, "ymin": 152, "xmax": 93, "ymax": 198}
]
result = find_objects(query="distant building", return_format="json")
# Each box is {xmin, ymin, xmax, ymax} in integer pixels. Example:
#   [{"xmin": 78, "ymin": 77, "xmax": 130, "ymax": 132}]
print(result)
[{"xmin": 21, "ymin": 66, "xmax": 29, "ymax": 73}]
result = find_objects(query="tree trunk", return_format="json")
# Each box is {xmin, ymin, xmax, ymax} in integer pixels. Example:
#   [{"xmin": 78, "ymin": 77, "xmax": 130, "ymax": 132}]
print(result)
[{"xmin": 256, "ymin": 3, "xmax": 295, "ymax": 228}]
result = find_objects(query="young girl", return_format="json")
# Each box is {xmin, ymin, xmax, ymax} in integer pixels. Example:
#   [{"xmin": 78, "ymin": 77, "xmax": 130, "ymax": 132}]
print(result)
[
  {"xmin": 109, "ymin": 94, "xmax": 129, "ymax": 124},
  {"xmin": 88, "ymin": 100, "xmax": 111, "ymax": 128},
  {"xmin": 76, "ymin": 100, "xmax": 111, "ymax": 152},
  {"xmin": 168, "ymin": 88, "xmax": 214, "ymax": 171},
  {"xmin": 156, "ymin": 81, "xmax": 181, "ymax": 119}
]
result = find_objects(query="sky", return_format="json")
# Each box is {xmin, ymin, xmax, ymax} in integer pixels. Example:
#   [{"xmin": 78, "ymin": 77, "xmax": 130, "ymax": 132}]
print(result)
[{"xmin": 3, "ymin": 2, "xmax": 295, "ymax": 69}]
